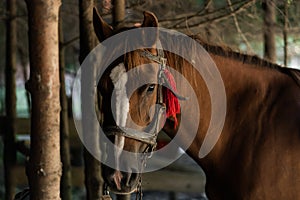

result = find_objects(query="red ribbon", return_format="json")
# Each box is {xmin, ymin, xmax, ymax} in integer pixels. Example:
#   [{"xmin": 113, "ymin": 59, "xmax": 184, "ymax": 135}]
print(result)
[{"xmin": 162, "ymin": 69, "xmax": 180, "ymax": 128}]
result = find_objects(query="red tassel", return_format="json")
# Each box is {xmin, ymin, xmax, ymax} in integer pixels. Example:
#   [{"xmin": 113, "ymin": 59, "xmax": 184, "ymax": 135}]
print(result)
[{"xmin": 162, "ymin": 69, "xmax": 180, "ymax": 128}]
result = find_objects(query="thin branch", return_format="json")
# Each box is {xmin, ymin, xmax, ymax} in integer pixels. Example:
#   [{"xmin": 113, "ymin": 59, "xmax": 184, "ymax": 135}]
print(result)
[
  {"xmin": 227, "ymin": 0, "xmax": 254, "ymax": 53},
  {"xmin": 172, "ymin": 0, "xmax": 256, "ymax": 30},
  {"xmin": 270, "ymin": 0, "xmax": 290, "ymax": 27},
  {"xmin": 163, "ymin": 0, "xmax": 212, "ymax": 28},
  {"xmin": 159, "ymin": 0, "xmax": 247, "ymax": 24}
]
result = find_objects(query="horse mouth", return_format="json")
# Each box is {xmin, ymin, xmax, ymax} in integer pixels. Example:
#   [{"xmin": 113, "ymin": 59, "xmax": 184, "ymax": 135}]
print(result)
[
  {"xmin": 108, "ymin": 176, "xmax": 140, "ymax": 194},
  {"xmin": 103, "ymin": 165, "xmax": 141, "ymax": 194}
]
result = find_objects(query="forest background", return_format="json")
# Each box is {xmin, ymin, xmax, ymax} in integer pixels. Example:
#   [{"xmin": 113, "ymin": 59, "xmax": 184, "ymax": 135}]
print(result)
[{"xmin": 0, "ymin": 0, "xmax": 299, "ymax": 199}]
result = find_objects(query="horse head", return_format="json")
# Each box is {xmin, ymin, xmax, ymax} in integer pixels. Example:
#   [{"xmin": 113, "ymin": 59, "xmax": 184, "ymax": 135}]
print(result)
[{"xmin": 93, "ymin": 8, "xmax": 182, "ymax": 194}]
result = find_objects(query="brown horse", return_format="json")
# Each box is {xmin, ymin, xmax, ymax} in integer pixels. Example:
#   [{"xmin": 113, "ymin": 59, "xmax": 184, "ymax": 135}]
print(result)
[{"xmin": 93, "ymin": 8, "xmax": 300, "ymax": 199}]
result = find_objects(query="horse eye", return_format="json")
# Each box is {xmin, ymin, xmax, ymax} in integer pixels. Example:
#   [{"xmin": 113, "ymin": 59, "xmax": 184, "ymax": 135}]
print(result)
[{"xmin": 147, "ymin": 84, "xmax": 155, "ymax": 93}]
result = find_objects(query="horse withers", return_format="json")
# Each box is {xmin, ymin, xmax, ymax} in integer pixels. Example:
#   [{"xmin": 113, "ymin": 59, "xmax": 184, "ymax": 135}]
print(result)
[{"xmin": 93, "ymin": 8, "xmax": 300, "ymax": 199}]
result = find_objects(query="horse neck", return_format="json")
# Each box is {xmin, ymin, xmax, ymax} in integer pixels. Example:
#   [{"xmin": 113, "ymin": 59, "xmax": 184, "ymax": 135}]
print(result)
[{"xmin": 168, "ymin": 51, "xmax": 289, "ymax": 169}]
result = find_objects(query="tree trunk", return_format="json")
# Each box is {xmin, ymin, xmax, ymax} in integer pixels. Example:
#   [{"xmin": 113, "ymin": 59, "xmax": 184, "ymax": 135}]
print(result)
[
  {"xmin": 112, "ymin": 0, "xmax": 125, "ymax": 27},
  {"xmin": 19, "ymin": 51, "xmax": 31, "ymax": 114},
  {"xmin": 262, "ymin": 0, "xmax": 276, "ymax": 62},
  {"xmin": 111, "ymin": 1, "xmax": 131, "ymax": 199},
  {"xmin": 283, "ymin": 0, "xmax": 288, "ymax": 67},
  {"xmin": 79, "ymin": 0, "xmax": 103, "ymax": 199},
  {"xmin": 4, "ymin": 0, "xmax": 17, "ymax": 199},
  {"xmin": 18, "ymin": 45, "xmax": 31, "ymax": 114},
  {"xmin": 59, "ymin": 14, "xmax": 72, "ymax": 200},
  {"xmin": 25, "ymin": 0, "xmax": 62, "ymax": 199}
]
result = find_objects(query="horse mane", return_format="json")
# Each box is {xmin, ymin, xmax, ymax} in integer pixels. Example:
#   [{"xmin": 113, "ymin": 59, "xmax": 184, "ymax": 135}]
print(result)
[
  {"xmin": 191, "ymin": 35, "xmax": 300, "ymax": 87},
  {"xmin": 191, "ymin": 35, "xmax": 284, "ymax": 71},
  {"xmin": 157, "ymin": 31, "xmax": 286, "ymax": 72}
]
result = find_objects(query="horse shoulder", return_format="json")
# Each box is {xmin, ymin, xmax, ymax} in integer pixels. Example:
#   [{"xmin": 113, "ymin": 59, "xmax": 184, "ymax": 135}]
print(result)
[{"xmin": 251, "ymin": 73, "xmax": 300, "ymax": 198}]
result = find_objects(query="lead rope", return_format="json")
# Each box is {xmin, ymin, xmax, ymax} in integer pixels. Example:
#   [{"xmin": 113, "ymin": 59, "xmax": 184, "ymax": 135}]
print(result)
[{"xmin": 136, "ymin": 176, "xmax": 143, "ymax": 200}]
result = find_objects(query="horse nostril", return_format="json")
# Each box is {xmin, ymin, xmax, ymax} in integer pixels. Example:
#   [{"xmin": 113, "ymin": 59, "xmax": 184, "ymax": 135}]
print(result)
[{"xmin": 111, "ymin": 170, "xmax": 123, "ymax": 190}]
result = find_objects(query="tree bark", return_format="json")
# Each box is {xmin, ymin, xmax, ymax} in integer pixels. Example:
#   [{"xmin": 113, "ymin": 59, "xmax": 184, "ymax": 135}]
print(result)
[
  {"xmin": 283, "ymin": 0, "xmax": 288, "ymax": 67},
  {"xmin": 59, "ymin": 14, "xmax": 72, "ymax": 200},
  {"xmin": 18, "ymin": 45, "xmax": 31, "ymax": 114},
  {"xmin": 19, "ymin": 51, "xmax": 31, "ymax": 114},
  {"xmin": 262, "ymin": 0, "xmax": 276, "ymax": 62},
  {"xmin": 4, "ymin": 0, "xmax": 17, "ymax": 199},
  {"xmin": 79, "ymin": 0, "xmax": 103, "ymax": 199},
  {"xmin": 112, "ymin": 0, "xmax": 125, "ymax": 27},
  {"xmin": 25, "ymin": 0, "xmax": 62, "ymax": 199},
  {"xmin": 111, "ymin": 1, "xmax": 130, "ymax": 199}
]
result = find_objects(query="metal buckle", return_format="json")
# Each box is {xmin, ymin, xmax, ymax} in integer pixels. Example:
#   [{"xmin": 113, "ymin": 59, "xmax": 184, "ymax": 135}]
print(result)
[{"xmin": 159, "ymin": 57, "xmax": 167, "ymax": 67}]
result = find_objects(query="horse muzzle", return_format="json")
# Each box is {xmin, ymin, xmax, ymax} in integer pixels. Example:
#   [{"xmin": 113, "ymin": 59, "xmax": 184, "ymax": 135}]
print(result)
[
  {"xmin": 102, "ymin": 164, "xmax": 141, "ymax": 194},
  {"xmin": 102, "ymin": 126, "xmax": 154, "ymax": 194},
  {"xmin": 101, "ymin": 106, "xmax": 166, "ymax": 193}
]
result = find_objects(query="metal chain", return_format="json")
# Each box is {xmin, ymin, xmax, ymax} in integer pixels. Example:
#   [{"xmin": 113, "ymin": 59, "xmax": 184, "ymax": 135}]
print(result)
[
  {"xmin": 135, "ymin": 176, "xmax": 143, "ymax": 200},
  {"xmin": 101, "ymin": 183, "xmax": 112, "ymax": 200}
]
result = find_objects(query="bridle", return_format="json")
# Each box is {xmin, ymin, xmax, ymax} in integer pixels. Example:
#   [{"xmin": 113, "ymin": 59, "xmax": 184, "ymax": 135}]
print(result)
[
  {"xmin": 104, "ymin": 43, "xmax": 169, "ymax": 153},
  {"xmin": 102, "ymin": 42, "xmax": 181, "ymax": 200}
]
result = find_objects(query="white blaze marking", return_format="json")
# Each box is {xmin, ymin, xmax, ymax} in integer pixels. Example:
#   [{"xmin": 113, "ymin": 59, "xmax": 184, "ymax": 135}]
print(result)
[
  {"xmin": 110, "ymin": 63, "xmax": 129, "ymax": 172},
  {"xmin": 110, "ymin": 63, "xmax": 129, "ymax": 127},
  {"xmin": 114, "ymin": 134, "xmax": 125, "ymax": 171}
]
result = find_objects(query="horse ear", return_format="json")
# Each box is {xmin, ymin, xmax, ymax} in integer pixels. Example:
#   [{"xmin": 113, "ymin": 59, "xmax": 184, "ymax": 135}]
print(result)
[
  {"xmin": 93, "ymin": 7, "xmax": 113, "ymax": 42},
  {"xmin": 142, "ymin": 11, "xmax": 158, "ymax": 27},
  {"xmin": 140, "ymin": 11, "xmax": 158, "ymax": 47}
]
